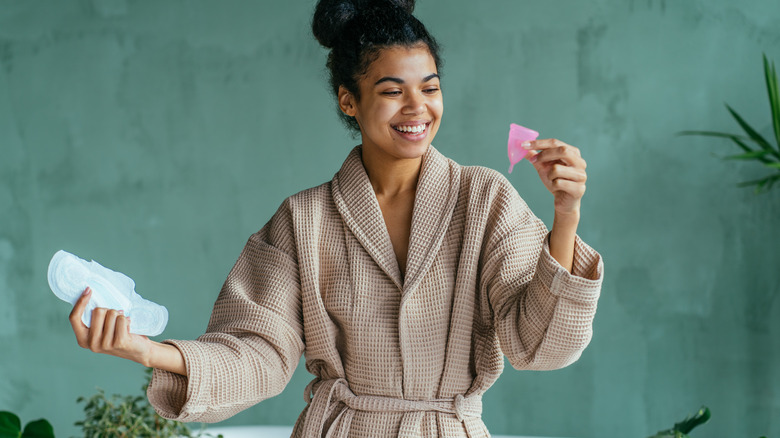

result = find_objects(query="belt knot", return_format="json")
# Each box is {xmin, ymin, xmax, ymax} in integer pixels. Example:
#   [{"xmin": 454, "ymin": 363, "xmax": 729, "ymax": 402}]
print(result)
[
  {"xmin": 453, "ymin": 393, "xmax": 466, "ymax": 422},
  {"xmin": 301, "ymin": 378, "xmax": 482, "ymax": 437}
]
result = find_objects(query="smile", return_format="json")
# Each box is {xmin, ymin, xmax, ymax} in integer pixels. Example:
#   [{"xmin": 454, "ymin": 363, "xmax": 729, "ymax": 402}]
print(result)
[{"xmin": 392, "ymin": 122, "xmax": 429, "ymax": 135}]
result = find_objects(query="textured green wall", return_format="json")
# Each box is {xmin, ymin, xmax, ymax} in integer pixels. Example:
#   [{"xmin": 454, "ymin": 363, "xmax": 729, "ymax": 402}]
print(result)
[{"xmin": 1, "ymin": 1, "xmax": 778, "ymax": 437}]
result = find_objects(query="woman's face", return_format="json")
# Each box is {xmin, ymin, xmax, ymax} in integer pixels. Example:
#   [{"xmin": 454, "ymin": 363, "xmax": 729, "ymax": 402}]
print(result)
[{"xmin": 339, "ymin": 45, "xmax": 443, "ymax": 163}]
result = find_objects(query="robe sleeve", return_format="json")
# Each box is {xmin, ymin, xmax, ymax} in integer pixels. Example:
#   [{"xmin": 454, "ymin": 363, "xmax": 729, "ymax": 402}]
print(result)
[
  {"xmin": 481, "ymin": 182, "xmax": 603, "ymax": 371},
  {"xmin": 147, "ymin": 200, "xmax": 304, "ymax": 422}
]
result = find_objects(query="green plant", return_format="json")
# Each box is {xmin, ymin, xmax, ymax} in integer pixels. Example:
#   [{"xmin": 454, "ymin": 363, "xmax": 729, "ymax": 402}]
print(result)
[
  {"xmin": 647, "ymin": 406, "xmax": 711, "ymax": 438},
  {"xmin": 680, "ymin": 54, "xmax": 780, "ymax": 192},
  {"xmin": 646, "ymin": 406, "xmax": 768, "ymax": 438},
  {"xmin": 74, "ymin": 368, "xmax": 219, "ymax": 438},
  {"xmin": 0, "ymin": 411, "xmax": 55, "ymax": 438}
]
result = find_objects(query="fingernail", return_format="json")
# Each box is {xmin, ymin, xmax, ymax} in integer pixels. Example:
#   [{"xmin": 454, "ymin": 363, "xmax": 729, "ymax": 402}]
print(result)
[
  {"xmin": 84, "ymin": 288, "xmax": 92, "ymax": 295},
  {"xmin": 529, "ymin": 155, "xmax": 538, "ymax": 163},
  {"xmin": 521, "ymin": 141, "xmax": 532, "ymax": 149},
  {"xmin": 118, "ymin": 310, "xmax": 124, "ymax": 315}
]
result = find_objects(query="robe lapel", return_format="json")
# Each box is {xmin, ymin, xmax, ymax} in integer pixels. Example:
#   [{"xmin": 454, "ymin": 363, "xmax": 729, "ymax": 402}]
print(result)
[
  {"xmin": 330, "ymin": 145, "xmax": 461, "ymax": 293},
  {"xmin": 402, "ymin": 146, "xmax": 461, "ymax": 295},
  {"xmin": 331, "ymin": 146, "xmax": 403, "ymax": 289}
]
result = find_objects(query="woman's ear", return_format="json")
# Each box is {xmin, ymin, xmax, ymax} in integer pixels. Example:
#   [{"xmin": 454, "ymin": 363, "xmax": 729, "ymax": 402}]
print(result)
[{"xmin": 338, "ymin": 86, "xmax": 357, "ymax": 117}]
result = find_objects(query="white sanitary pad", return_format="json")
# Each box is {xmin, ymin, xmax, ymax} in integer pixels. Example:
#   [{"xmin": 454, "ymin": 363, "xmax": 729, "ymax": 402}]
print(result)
[{"xmin": 47, "ymin": 250, "xmax": 168, "ymax": 337}]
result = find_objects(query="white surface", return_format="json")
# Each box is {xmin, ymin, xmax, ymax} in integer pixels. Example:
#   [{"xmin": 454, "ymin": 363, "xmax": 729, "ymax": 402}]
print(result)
[
  {"xmin": 202, "ymin": 426, "xmax": 292, "ymax": 437},
  {"xmin": 201, "ymin": 425, "xmax": 568, "ymax": 438}
]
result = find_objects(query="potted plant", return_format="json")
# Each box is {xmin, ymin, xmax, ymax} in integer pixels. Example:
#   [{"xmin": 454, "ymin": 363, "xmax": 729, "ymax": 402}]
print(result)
[
  {"xmin": 74, "ymin": 368, "xmax": 220, "ymax": 438},
  {"xmin": 680, "ymin": 55, "xmax": 780, "ymax": 192}
]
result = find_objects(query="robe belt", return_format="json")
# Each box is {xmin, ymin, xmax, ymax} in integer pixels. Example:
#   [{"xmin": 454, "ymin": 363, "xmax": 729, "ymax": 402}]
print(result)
[{"xmin": 301, "ymin": 378, "xmax": 482, "ymax": 437}]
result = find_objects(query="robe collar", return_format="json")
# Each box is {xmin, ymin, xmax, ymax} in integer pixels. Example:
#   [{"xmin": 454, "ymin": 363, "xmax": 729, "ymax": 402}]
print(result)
[{"xmin": 331, "ymin": 145, "xmax": 461, "ymax": 292}]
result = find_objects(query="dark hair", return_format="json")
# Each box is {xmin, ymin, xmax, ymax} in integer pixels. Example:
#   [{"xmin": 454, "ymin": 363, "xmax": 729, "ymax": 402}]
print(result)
[{"xmin": 312, "ymin": 0, "xmax": 442, "ymax": 132}]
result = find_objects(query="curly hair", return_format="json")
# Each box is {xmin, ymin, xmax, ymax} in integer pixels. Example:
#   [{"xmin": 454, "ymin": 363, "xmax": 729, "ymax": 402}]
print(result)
[{"xmin": 312, "ymin": 0, "xmax": 442, "ymax": 132}]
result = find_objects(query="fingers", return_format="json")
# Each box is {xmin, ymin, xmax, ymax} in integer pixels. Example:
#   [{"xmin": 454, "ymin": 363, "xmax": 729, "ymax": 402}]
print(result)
[
  {"xmin": 523, "ymin": 138, "xmax": 589, "ymax": 212},
  {"xmin": 69, "ymin": 288, "xmax": 91, "ymax": 348},
  {"xmin": 69, "ymin": 295, "xmax": 149, "ymax": 364},
  {"xmin": 72, "ymin": 295, "xmax": 129, "ymax": 354},
  {"xmin": 116, "ymin": 313, "xmax": 131, "ymax": 340},
  {"xmin": 549, "ymin": 177, "xmax": 587, "ymax": 199},
  {"xmin": 101, "ymin": 309, "xmax": 120, "ymax": 351},
  {"xmin": 539, "ymin": 164, "xmax": 587, "ymax": 197},
  {"xmin": 547, "ymin": 162, "xmax": 587, "ymax": 185},
  {"xmin": 525, "ymin": 138, "xmax": 577, "ymax": 151},
  {"xmin": 526, "ymin": 138, "xmax": 586, "ymax": 168},
  {"xmin": 86, "ymin": 308, "xmax": 128, "ymax": 353},
  {"xmin": 69, "ymin": 287, "xmax": 91, "ymax": 323},
  {"xmin": 87, "ymin": 307, "xmax": 107, "ymax": 351},
  {"xmin": 526, "ymin": 140, "xmax": 587, "ymax": 185}
]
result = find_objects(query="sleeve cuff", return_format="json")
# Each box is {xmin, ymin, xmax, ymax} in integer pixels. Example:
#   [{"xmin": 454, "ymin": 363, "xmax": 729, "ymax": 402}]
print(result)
[
  {"xmin": 536, "ymin": 234, "xmax": 603, "ymax": 304},
  {"xmin": 147, "ymin": 339, "xmax": 211, "ymax": 421}
]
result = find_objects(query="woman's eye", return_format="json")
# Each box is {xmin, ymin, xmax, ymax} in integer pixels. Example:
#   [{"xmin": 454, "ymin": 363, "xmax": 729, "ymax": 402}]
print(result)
[
  {"xmin": 423, "ymin": 87, "xmax": 440, "ymax": 94},
  {"xmin": 382, "ymin": 90, "xmax": 402, "ymax": 96}
]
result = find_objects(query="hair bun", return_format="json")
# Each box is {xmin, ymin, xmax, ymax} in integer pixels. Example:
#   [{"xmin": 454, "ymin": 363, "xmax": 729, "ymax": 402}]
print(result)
[
  {"xmin": 312, "ymin": 0, "xmax": 416, "ymax": 48},
  {"xmin": 312, "ymin": 0, "xmax": 358, "ymax": 49}
]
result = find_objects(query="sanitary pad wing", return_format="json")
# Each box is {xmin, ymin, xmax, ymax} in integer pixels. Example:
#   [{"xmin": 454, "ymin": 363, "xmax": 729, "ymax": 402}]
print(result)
[{"xmin": 47, "ymin": 250, "xmax": 168, "ymax": 337}]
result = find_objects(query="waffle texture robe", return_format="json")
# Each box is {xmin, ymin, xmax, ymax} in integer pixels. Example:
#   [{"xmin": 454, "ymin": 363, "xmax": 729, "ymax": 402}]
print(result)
[{"xmin": 147, "ymin": 145, "xmax": 604, "ymax": 437}]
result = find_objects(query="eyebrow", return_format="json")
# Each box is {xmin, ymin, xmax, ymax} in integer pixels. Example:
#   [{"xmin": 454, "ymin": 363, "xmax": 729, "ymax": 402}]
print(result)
[{"xmin": 374, "ymin": 73, "xmax": 440, "ymax": 86}]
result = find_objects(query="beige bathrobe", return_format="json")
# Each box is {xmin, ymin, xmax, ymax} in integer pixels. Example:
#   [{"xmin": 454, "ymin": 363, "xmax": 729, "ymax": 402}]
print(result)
[{"xmin": 148, "ymin": 145, "xmax": 603, "ymax": 437}]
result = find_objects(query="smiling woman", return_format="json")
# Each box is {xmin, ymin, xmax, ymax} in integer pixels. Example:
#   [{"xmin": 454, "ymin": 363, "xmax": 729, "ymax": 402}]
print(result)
[
  {"xmin": 339, "ymin": 46, "xmax": 443, "ymax": 163},
  {"xmin": 337, "ymin": 44, "xmax": 444, "ymax": 271},
  {"xmin": 67, "ymin": 0, "xmax": 603, "ymax": 437}
]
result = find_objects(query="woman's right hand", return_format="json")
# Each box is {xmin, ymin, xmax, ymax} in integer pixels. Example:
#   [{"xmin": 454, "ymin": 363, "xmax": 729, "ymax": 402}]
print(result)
[{"xmin": 69, "ymin": 287, "xmax": 154, "ymax": 366}]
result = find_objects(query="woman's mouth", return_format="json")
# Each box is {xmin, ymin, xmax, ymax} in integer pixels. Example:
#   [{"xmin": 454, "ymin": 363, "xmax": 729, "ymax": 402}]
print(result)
[{"xmin": 392, "ymin": 122, "xmax": 430, "ymax": 139}]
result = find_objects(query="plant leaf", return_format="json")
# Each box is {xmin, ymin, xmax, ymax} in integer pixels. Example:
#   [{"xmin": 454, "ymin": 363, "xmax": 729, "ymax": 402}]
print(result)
[
  {"xmin": 764, "ymin": 54, "xmax": 780, "ymax": 152},
  {"xmin": 0, "ymin": 412, "xmax": 22, "ymax": 438},
  {"xmin": 726, "ymin": 104, "xmax": 780, "ymax": 159},
  {"xmin": 678, "ymin": 130, "xmax": 748, "ymax": 141},
  {"xmin": 21, "ymin": 420, "xmax": 54, "ymax": 438},
  {"xmin": 763, "ymin": 162, "xmax": 780, "ymax": 169},
  {"xmin": 677, "ymin": 130, "xmax": 778, "ymax": 163},
  {"xmin": 678, "ymin": 130, "xmax": 755, "ymax": 152},
  {"xmin": 737, "ymin": 174, "xmax": 780, "ymax": 189},
  {"xmin": 675, "ymin": 406, "xmax": 711, "ymax": 434},
  {"xmin": 724, "ymin": 150, "xmax": 772, "ymax": 160}
]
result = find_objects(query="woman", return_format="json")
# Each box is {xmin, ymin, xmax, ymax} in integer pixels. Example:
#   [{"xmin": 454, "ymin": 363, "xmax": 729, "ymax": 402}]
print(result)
[{"xmin": 69, "ymin": 0, "xmax": 603, "ymax": 436}]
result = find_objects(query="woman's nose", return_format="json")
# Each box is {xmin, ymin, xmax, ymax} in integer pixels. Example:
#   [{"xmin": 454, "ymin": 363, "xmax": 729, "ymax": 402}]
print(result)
[{"xmin": 402, "ymin": 92, "xmax": 425, "ymax": 114}]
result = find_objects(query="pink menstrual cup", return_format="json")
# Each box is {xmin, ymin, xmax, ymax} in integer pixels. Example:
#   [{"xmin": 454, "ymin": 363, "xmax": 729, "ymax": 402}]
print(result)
[{"xmin": 507, "ymin": 123, "xmax": 539, "ymax": 173}]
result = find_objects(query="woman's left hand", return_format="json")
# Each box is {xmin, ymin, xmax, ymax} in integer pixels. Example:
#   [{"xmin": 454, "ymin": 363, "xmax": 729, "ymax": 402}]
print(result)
[{"xmin": 524, "ymin": 138, "xmax": 587, "ymax": 216}]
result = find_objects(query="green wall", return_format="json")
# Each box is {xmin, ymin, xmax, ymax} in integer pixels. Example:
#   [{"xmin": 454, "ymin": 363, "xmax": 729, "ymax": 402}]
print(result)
[{"xmin": 1, "ymin": 1, "xmax": 778, "ymax": 437}]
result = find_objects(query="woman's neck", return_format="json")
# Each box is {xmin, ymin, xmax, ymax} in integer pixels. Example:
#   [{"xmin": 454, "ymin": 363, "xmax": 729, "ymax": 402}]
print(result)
[{"xmin": 360, "ymin": 146, "xmax": 423, "ymax": 197}]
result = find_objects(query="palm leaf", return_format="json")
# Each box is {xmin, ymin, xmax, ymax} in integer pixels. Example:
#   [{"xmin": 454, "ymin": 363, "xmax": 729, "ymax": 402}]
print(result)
[
  {"xmin": 725, "ymin": 104, "xmax": 780, "ymax": 160},
  {"xmin": 678, "ymin": 130, "xmax": 753, "ymax": 152},
  {"xmin": 678, "ymin": 130, "xmax": 775, "ymax": 163},
  {"xmin": 764, "ymin": 54, "xmax": 780, "ymax": 152},
  {"xmin": 678, "ymin": 130, "xmax": 750, "ymax": 142},
  {"xmin": 683, "ymin": 56, "xmax": 780, "ymax": 192},
  {"xmin": 724, "ymin": 150, "xmax": 772, "ymax": 160},
  {"xmin": 737, "ymin": 174, "xmax": 780, "ymax": 191}
]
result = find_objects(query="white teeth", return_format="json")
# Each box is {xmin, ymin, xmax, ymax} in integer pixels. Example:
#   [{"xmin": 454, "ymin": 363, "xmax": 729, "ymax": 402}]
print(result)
[{"xmin": 396, "ymin": 124, "xmax": 426, "ymax": 134}]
